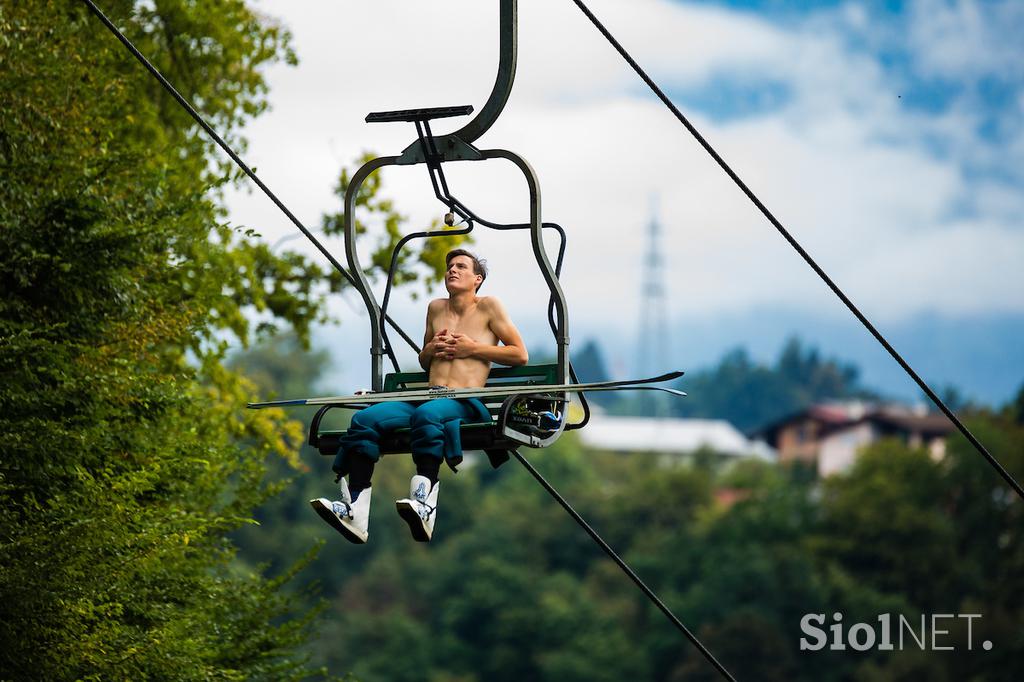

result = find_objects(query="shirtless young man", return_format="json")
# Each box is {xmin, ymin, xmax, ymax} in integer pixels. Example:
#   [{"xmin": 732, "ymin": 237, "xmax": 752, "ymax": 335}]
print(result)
[{"xmin": 311, "ymin": 249, "xmax": 528, "ymax": 544}]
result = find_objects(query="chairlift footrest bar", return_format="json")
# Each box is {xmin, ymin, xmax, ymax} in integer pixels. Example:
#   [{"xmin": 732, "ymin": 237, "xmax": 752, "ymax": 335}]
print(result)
[{"xmin": 365, "ymin": 105, "xmax": 474, "ymax": 124}]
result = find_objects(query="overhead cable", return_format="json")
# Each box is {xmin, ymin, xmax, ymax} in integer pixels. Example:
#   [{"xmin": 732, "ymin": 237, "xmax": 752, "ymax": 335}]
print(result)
[
  {"xmin": 568, "ymin": 0, "xmax": 1023, "ymax": 501},
  {"xmin": 80, "ymin": 0, "xmax": 421, "ymax": 354},
  {"xmin": 512, "ymin": 449, "xmax": 738, "ymax": 682}
]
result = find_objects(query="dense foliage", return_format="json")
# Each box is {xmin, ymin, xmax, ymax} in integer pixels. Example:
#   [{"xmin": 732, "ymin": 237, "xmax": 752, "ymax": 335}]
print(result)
[
  {"xmin": 232, "ymin": 337, "xmax": 1023, "ymax": 681},
  {"xmin": 669, "ymin": 339, "xmax": 873, "ymax": 432},
  {"xmin": 594, "ymin": 337, "xmax": 873, "ymax": 431},
  {"xmin": 0, "ymin": 1, "xmax": 321, "ymax": 678},
  {"xmin": 0, "ymin": 1, "xmax": 470, "ymax": 679}
]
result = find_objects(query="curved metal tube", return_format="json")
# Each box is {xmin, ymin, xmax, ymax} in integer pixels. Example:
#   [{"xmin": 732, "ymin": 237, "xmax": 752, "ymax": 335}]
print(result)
[
  {"xmin": 480, "ymin": 148, "xmax": 570, "ymax": 384},
  {"xmin": 379, "ymin": 222, "xmax": 476, "ymax": 372},
  {"xmin": 398, "ymin": 0, "xmax": 518, "ymax": 165},
  {"xmin": 345, "ymin": 148, "xmax": 570, "ymax": 391},
  {"xmin": 451, "ymin": 0, "xmax": 517, "ymax": 144},
  {"xmin": 343, "ymin": 155, "xmax": 402, "ymax": 391}
]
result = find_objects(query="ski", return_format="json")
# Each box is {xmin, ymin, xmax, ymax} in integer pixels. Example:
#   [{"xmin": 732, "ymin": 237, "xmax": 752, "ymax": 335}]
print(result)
[{"xmin": 247, "ymin": 370, "xmax": 685, "ymax": 409}]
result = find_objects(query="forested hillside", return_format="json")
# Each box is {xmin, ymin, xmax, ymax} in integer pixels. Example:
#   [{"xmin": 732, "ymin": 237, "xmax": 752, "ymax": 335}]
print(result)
[
  {"xmin": 577, "ymin": 337, "xmax": 875, "ymax": 432},
  {"xmin": 0, "ymin": 2, "xmax": 468, "ymax": 679},
  {"xmin": 0, "ymin": 1, "xmax": 323, "ymax": 678},
  {"xmin": 232, "ymin": 337, "xmax": 1024, "ymax": 681},
  {"xmin": 670, "ymin": 339, "xmax": 872, "ymax": 432}
]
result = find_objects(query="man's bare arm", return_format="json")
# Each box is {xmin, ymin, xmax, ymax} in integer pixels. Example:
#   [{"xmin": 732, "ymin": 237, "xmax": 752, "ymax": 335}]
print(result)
[{"xmin": 418, "ymin": 300, "xmax": 448, "ymax": 370}]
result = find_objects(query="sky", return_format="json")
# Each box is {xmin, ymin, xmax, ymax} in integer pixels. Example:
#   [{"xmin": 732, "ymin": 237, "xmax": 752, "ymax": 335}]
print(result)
[{"xmin": 226, "ymin": 0, "xmax": 1024, "ymax": 404}]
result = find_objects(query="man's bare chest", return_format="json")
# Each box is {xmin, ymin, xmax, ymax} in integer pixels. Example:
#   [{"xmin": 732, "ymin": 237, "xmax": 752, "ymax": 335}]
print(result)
[{"xmin": 433, "ymin": 308, "xmax": 495, "ymax": 342}]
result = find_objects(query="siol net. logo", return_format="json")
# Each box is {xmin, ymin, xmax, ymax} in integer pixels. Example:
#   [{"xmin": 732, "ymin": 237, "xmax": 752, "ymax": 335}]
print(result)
[{"xmin": 800, "ymin": 613, "xmax": 992, "ymax": 652}]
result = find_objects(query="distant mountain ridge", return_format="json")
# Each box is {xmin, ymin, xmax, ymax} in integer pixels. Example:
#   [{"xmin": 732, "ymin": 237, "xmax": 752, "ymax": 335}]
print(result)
[{"xmin": 573, "ymin": 309, "xmax": 1024, "ymax": 409}]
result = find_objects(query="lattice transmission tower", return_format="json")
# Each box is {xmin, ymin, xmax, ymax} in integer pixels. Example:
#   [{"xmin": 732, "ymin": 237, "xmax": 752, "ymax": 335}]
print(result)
[{"xmin": 635, "ymin": 197, "xmax": 672, "ymax": 417}]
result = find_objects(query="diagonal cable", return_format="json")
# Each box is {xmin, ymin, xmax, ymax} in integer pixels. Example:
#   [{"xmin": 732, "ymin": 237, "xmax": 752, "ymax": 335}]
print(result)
[
  {"xmin": 511, "ymin": 449, "xmax": 737, "ymax": 681},
  {"xmin": 568, "ymin": 0, "xmax": 1023, "ymax": 501},
  {"xmin": 79, "ymin": 0, "xmax": 421, "ymax": 354}
]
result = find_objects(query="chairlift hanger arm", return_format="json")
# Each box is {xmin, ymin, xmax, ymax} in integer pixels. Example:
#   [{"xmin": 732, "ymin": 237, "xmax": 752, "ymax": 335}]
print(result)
[
  {"xmin": 453, "ymin": 0, "xmax": 516, "ymax": 144},
  {"xmin": 392, "ymin": 0, "xmax": 517, "ymax": 165}
]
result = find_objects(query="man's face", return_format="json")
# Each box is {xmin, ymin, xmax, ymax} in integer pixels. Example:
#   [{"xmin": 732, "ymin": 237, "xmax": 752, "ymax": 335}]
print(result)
[{"xmin": 445, "ymin": 255, "xmax": 481, "ymax": 294}]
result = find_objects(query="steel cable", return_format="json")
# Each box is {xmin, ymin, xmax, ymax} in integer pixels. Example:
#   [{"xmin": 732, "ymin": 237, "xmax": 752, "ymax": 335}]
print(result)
[
  {"xmin": 80, "ymin": 0, "xmax": 421, "ymax": 353},
  {"xmin": 568, "ymin": 0, "xmax": 1023, "ymax": 501},
  {"xmin": 512, "ymin": 449, "xmax": 737, "ymax": 682}
]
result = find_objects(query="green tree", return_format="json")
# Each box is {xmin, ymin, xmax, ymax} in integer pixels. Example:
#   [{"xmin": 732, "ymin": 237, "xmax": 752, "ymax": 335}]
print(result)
[
  {"xmin": 668, "ymin": 347, "xmax": 790, "ymax": 429},
  {"xmin": 0, "ymin": 0, "xmax": 472, "ymax": 678},
  {"xmin": 665, "ymin": 340, "xmax": 872, "ymax": 432},
  {"xmin": 809, "ymin": 418, "xmax": 1024, "ymax": 681},
  {"xmin": 934, "ymin": 414, "xmax": 1024, "ymax": 682},
  {"xmin": 0, "ymin": 2, "xmax": 326, "ymax": 678},
  {"xmin": 1006, "ymin": 381, "xmax": 1024, "ymax": 425},
  {"xmin": 815, "ymin": 440, "xmax": 959, "ymax": 610}
]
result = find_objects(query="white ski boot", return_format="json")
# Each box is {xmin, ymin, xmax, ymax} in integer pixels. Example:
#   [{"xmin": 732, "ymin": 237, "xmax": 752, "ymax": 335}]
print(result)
[
  {"xmin": 395, "ymin": 475, "xmax": 439, "ymax": 542},
  {"xmin": 310, "ymin": 478, "xmax": 371, "ymax": 544}
]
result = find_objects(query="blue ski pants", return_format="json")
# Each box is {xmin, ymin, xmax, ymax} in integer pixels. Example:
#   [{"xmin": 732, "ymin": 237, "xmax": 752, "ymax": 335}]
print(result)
[{"xmin": 332, "ymin": 398, "xmax": 491, "ymax": 476}]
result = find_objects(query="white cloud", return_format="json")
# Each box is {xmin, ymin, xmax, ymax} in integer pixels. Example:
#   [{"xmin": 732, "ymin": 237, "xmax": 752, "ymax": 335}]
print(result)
[
  {"xmin": 908, "ymin": 0, "xmax": 1024, "ymax": 79},
  {"xmin": 227, "ymin": 0, "xmax": 1024, "ymax": 387},
  {"xmin": 848, "ymin": 220, "xmax": 1024, "ymax": 315}
]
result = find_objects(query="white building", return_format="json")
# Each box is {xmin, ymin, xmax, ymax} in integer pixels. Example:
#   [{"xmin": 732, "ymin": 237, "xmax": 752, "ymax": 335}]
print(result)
[{"xmin": 578, "ymin": 414, "xmax": 775, "ymax": 460}]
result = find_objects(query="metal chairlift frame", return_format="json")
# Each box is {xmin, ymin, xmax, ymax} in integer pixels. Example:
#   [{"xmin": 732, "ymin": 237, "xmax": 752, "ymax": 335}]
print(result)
[
  {"xmin": 346, "ymin": 0, "xmax": 568, "ymax": 392},
  {"xmin": 310, "ymin": 0, "xmax": 580, "ymax": 460}
]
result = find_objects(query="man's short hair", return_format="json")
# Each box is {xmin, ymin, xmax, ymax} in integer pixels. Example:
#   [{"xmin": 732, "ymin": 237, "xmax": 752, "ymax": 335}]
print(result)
[{"xmin": 445, "ymin": 248, "xmax": 487, "ymax": 292}]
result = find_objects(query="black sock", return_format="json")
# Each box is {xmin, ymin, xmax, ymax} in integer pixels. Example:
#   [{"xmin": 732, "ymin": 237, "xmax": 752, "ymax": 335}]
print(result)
[
  {"xmin": 412, "ymin": 453, "xmax": 441, "ymax": 487},
  {"xmin": 348, "ymin": 455, "xmax": 375, "ymax": 500}
]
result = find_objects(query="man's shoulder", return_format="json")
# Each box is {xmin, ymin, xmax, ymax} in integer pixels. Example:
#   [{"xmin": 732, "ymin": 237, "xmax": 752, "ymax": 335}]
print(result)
[
  {"xmin": 426, "ymin": 298, "xmax": 447, "ymax": 312},
  {"xmin": 476, "ymin": 295, "xmax": 505, "ymax": 313}
]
